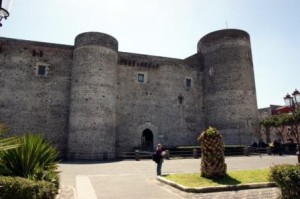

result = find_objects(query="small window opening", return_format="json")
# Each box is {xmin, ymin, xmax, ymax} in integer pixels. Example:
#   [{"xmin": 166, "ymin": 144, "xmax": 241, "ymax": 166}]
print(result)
[
  {"xmin": 138, "ymin": 74, "xmax": 144, "ymax": 83},
  {"xmin": 186, "ymin": 78, "xmax": 192, "ymax": 88},
  {"xmin": 38, "ymin": 65, "xmax": 46, "ymax": 76}
]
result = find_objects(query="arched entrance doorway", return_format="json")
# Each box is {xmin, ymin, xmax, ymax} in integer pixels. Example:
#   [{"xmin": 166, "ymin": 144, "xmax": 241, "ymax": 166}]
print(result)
[{"xmin": 141, "ymin": 129, "xmax": 153, "ymax": 151}]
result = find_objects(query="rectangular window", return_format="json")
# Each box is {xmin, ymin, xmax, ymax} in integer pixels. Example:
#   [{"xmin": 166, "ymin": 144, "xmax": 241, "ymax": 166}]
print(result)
[
  {"xmin": 38, "ymin": 65, "xmax": 46, "ymax": 76},
  {"xmin": 138, "ymin": 74, "xmax": 144, "ymax": 83},
  {"xmin": 186, "ymin": 78, "xmax": 191, "ymax": 88}
]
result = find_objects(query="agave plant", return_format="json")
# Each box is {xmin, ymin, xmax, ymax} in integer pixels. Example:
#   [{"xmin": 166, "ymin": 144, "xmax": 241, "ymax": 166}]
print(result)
[
  {"xmin": 0, "ymin": 123, "xmax": 20, "ymax": 151},
  {"xmin": 0, "ymin": 133, "xmax": 60, "ymax": 187}
]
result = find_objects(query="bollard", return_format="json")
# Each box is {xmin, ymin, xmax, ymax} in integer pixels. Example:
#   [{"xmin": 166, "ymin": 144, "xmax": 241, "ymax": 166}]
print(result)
[
  {"xmin": 103, "ymin": 151, "xmax": 108, "ymax": 160},
  {"xmin": 267, "ymin": 147, "xmax": 272, "ymax": 155},
  {"xmin": 284, "ymin": 146, "xmax": 289, "ymax": 154},
  {"xmin": 193, "ymin": 149, "xmax": 198, "ymax": 158},
  {"xmin": 243, "ymin": 147, "xmax": 250, "ymax": 156},
  {"xmin": 135, "ymin": 150, "xmax": 140, "ymax": 161}
]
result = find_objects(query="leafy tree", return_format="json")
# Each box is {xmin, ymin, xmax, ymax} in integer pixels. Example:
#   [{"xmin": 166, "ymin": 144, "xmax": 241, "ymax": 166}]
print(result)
[
  {"xmin": 259, "ymin": 109, "xmax": 300, "ymax": 153},
  {"xmin": 259, "ymin": 116, "xmax": 274, "ymax": 143},
  {"xmin": 289, "ymin": 109, "xmax": 300, "ymax": 152},
  {"xmin": 272, "ymin": 114, "xmax": 289, "ymax": 142}
]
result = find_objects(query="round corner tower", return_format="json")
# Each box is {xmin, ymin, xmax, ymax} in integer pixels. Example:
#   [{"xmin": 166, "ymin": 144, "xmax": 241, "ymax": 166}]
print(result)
[
  {"xmin": 198, "ymin": 29, "xmax": 258, "ymax": 145},
  {"xmin": 67, "ymin": 32, "xmax": 118, "ymax": 160}
]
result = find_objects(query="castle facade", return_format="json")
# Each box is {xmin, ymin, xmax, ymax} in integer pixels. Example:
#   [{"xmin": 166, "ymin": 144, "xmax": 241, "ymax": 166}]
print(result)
[{"xmin": 0, "ymin": 29, "xmax": 258, "ymax": 160}]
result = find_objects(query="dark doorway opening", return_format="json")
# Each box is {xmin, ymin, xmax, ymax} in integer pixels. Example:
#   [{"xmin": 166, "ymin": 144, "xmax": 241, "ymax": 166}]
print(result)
[{"xmin": 141, "ymin": 129, "xmax": 153, "ymax": 151}]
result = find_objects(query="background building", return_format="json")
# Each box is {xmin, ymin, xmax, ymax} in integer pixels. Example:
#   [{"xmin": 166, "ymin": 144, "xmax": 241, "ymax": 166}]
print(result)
[{"xmin": 258, "ymin": 105, "xmax": 295, "ymax": 144}]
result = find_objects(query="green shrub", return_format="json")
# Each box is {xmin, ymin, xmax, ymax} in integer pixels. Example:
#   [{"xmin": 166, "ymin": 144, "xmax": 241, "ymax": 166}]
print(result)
[
  {"xmin": 269, "ymin": 164, "xmax": 300, "ymax": 199},
  {"xmin": 0, "ymin": 133, "xmax": 60, "ymax": 188},
  {"xmin": 0, "ymin": 176, "xmax": 58, "ymax": 199}
]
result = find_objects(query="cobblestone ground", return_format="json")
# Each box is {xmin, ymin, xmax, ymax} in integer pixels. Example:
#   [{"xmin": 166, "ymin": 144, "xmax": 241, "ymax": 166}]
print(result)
[
  {"xmin": 56, "ymin": 178, "xmax": 281, "ymax": 199},
  {"xmin": 155, "ymin": 178, "xmax": 281, "ymax": 199},
  {"xmin": 57, "ymin": 156, "xmax": 297, "ymax": 199},
  {"xmin": 57, "ymin": 183, "xmax": 281, "ymax": 199},
  {"xmin": 188, "ymin": 188, "xmax": 281, "ymax": 199}
]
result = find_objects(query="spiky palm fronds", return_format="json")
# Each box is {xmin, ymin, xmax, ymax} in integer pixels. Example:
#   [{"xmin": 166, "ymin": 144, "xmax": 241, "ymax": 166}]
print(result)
[
  {"xmin": 0, "ymin": 133, "xmax": 60, "ymax": 187},
  {"xmin": 0, "ymin": 123, "xmax": 20, "ymax": 151},
  {"xmin": 198, "ymin": 126, "xmax": 227, "ymax": 178}
]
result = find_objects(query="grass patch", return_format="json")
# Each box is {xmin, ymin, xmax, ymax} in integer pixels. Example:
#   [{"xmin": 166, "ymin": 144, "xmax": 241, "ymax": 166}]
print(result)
[{"xmin": 164, "ymin": 169, "xmax": 270, "ymax": 188}]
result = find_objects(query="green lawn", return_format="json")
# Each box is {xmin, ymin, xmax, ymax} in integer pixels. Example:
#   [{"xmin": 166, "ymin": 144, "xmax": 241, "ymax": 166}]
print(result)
[{"xmin": 164, "ymin": 169, "xmax": 270, "ymax": 188}]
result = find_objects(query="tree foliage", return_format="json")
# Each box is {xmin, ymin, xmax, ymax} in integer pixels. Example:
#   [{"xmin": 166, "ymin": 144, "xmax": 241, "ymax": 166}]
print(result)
[{"xmin": 259, "ymin": 108, "xmax": 300, "ymax": 145}]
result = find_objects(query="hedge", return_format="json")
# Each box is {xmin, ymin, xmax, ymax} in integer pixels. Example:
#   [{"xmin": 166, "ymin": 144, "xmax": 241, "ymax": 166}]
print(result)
[
  {"xmin": 269, "ymin": 164, "xmax": 300, "ymax": 199},
  {"xmin": 0, "ymin": 176, "xmax": 58, "ymax": 199}
]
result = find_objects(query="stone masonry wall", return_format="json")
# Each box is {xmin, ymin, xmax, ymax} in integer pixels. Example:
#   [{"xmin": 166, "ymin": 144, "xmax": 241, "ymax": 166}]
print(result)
[
  {"xmin": 67, "ymin": 32, "xmax": 118, "ymax": 160},
  {"xmin": 0, "ymin": 29, "xmax": 259, "ymax": 159},
  {"xmin": 0, "ymin": 38, "xmax": 73, "ymax": 157},
  {"xmin": 116, "ymin": 52, "xmax": 205, "ymax": 152},
  {"xmin": 199, "ymin": 29, "xmax": 259, "ymax": 145}
]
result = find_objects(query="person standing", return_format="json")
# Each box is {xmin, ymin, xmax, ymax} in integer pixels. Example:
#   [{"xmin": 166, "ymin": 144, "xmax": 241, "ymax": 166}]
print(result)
[{"xmin": 155, "ymin": 143, "xmax": 164, "ymax": 176}]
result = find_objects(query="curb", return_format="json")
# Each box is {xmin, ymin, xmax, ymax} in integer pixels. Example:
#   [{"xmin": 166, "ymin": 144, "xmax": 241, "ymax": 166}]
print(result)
[{"xmin": 157, "ymin": 176, "xmax": 277, "ymax": 193}]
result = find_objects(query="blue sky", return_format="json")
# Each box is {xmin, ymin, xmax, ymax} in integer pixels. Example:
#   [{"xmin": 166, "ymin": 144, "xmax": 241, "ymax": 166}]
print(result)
[{"xmin": 1, "ymin": 0, "xmax": 300, "ymax": 108}]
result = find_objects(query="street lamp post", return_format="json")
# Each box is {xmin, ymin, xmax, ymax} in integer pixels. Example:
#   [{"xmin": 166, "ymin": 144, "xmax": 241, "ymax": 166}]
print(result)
[
  {"xmin": 284, "ymin": 89, "xmax": 300, "ymax": 163},
  {"xmin": 0, "ymin": 0, "xmax": 13, "ymax": 27}
]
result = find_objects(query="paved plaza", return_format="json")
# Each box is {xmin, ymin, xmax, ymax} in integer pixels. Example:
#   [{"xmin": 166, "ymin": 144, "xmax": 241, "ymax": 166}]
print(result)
[{"xmin": 56, "ymin": 155, "xmax": 298, "ymax": 199}]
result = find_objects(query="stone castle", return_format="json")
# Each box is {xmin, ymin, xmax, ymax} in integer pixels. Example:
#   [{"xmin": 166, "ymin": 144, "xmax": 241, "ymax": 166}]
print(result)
[{"xmin": 0, "ymin": 29, "xmax": 259, "ymax": 160}]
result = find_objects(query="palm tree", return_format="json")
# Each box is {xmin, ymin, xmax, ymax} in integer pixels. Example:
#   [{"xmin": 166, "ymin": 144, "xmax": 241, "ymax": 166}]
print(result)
[{"xmin": 198, "ymin": 126, "xmax": 227, "ymax": 178}]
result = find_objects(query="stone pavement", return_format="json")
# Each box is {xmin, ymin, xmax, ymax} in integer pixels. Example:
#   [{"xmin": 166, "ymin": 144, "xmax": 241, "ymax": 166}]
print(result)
[{"xmin": 56, "ymin": 155, "xmax": 298, "ymax": 199}]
